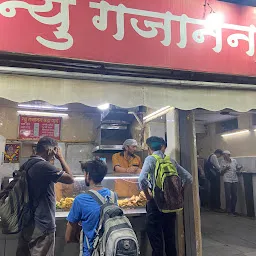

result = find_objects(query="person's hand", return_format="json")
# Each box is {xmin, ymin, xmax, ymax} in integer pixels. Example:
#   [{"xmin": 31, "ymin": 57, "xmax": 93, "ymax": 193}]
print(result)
[
  {"xmin": 237, "ymin": 165, "xmax": 243, "ymax": 171},
  {"xmin": 127, "ymin": 166, "xmax": 139, "ymax": 173},
  {"xmin": 54, "ymin": 147, "xmax": 64, "ymax": 161},
  {"xmin": 145, "ymin": 189, "xmax": 153, "ymax": 201}
]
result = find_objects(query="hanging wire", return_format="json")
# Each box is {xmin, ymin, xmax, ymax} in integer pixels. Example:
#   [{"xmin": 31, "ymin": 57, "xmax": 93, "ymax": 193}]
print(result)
[
  {"xmin": 203, "ymin": 0, "xmax": 208, "ymax": 19},
  {"xmin": 203, "ymin": 0, "xmax": 215, "ymax": 19},
  {"xmin": 207, "ymin": 3, "xmax": 215, "ymax": 13}
]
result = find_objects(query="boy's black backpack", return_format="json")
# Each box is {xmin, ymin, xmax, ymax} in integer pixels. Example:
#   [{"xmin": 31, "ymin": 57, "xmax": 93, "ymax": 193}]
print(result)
[
  {"xmin": 204, "ymin": 154, "xmax": 218, "ymax": 181},
  {"xmin": 0, "ymin": 158, "xmax": 43, "ymax": 234}
]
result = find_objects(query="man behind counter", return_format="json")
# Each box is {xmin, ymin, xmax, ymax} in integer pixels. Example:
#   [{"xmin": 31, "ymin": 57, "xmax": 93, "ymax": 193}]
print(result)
[{"xmin": 112, "ymin": 139, "xmax": 142, "ymax": 197}]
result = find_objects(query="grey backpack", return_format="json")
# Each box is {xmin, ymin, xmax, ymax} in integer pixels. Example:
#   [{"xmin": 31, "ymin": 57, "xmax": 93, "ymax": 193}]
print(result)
[
  {"xmin": 81, "ymin": 190, "xmax": 139, "ymax": 256},
  {"xmin": 0, "ymin": 158, "xmax": 42, "ymax": 234}
]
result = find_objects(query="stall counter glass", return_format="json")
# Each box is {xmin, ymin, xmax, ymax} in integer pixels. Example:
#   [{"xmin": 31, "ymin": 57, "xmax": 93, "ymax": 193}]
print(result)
[{"xmin": 55, "ymin": 174, "xmax": 147, "ymax": 211}]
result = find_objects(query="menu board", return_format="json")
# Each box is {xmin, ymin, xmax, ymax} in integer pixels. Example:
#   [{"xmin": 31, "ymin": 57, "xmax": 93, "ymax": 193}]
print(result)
[{"xmin": 19, "ymin": 116, "xmax": 61, "ymax": 140}]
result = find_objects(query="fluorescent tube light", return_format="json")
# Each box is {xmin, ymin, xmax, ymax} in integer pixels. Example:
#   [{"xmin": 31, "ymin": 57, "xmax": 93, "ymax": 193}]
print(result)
[
  {"xmin": 97, "ymin": 103, "xmax": 110, "ymax": 111},
  {"xmin": 18, "ymin": 104, "xmax": 68, "ymax": 111},
  {"xmin": 143, "ymin": 106, "xmax": 174, "ymax": 123},
  {"xmin": 17, "ymin": 110, "xmax": 68, "ymax": 117},
  {"xmin": 221, "ymin": 129, "xmax": 250, "ymax": 137}
]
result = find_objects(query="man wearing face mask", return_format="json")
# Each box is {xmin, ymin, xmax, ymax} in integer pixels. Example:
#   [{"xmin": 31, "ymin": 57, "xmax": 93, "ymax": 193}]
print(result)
[
  {"xmin": 65, "ymin": 159, "xmax": 118, "ymax": 256},
  {"xmin": 16, "ymin": 137, "xmax": 74, "ymax": 256}
]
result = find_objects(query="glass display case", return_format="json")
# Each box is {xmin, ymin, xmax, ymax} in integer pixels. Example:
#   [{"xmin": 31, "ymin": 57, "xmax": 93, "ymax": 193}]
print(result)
[{"xmin": 55, "ymin": 174, "xmax": 147, "ymax": 211}]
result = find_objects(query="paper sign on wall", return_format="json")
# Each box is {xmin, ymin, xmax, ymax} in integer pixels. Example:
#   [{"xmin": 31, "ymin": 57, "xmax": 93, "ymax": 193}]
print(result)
[{"xmin": 18, "ymin": 116, "xmax": 61, "ymax": 140}]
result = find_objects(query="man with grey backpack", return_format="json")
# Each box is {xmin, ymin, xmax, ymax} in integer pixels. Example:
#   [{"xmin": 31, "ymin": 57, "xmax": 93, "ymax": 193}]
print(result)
[
  {"xmin": 65, "ymin": 159, "xmax": 139, "ymax": 256},
  {"xmin": 139, "ymin": 137, "xmax": 193, "ymax": 256}
]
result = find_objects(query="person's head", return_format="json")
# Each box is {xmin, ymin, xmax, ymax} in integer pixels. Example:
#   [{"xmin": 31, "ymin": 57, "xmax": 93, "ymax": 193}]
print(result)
[
  {"xmin": 81, "ymin": 159, "xmax": 108, "ymax": 187},
  {"xmin": 223, "ymin": 150, "xmax": 231, "ymax": 161},
  {"xmin": 146, "ymin": 136, "xmax": 165, "ymax": 155},
  {"xmin": 161, "ymin": 140, "xmax": 168, "ymax": 153},
  {"xmin": 123, "ymin": 139, "xmax": 138, "ymax": 156},
  {"xmin": 36, "ymin": 137, "xmax": 58, "ymax": 161},
  {"xmin": 214, "ymin": 149, "xmax": 223, "ymax": 158}
]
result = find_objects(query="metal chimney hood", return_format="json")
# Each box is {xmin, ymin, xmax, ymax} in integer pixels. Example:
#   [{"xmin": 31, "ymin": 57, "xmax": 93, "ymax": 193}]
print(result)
[{"xmin": 93, "ymin": 108, "xmax": 134, "ymax": 153}]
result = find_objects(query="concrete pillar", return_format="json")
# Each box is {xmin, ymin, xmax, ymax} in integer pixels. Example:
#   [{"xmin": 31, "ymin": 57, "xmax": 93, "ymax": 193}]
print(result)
[
  {"xmin": 166, "ymin": 109, "xmax": 180, "ymax": 160},
  {"xmin": 179, "ymin": 110, "xmax": 202, "ymax": 256},
  {"xmin": 166, "ymin": 109, "xmax": 185, "ymax": 256}
]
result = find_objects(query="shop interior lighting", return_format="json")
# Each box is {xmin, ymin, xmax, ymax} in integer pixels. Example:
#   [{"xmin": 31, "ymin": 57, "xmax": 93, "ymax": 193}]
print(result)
[
  {"xmin": 221, "ymin": 129, "xmax": 250, "ymax": 138},
  {"xmin": 97, "ymin": 103, "xmax": 110, "ymax": 111},
  {"xmin": 17, "ymin": 110, "xmax": 68, "ymax": 117},
  {"xmin": 205, "ymin": 12, "xmax": 224, "ymax": 30},
  {"xmin": 143, "ymin": 106, "xmax": 174, "ymax": 123},
  {"xmin": 203, "ymin": 2, "xmax": 224, "ymax": 30},
  {"xmin": 18, "ymin": 104, "xmax": 68, "ymax": 111}
]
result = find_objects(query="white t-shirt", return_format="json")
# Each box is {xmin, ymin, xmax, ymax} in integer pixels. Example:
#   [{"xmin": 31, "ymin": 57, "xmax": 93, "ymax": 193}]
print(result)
[{"xmin": 220, "ymin": 158, "xmax": 239, "ymax": 183}]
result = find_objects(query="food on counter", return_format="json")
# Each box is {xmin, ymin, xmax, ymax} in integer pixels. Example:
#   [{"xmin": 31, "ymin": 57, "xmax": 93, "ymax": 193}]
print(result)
[
  {"xmin": 56, "ymin": 197, "xmax": 74, "ymax": 210},
  {"xmin": 118, "ymin": 191, "xmax": 147, "ymax": 208}
]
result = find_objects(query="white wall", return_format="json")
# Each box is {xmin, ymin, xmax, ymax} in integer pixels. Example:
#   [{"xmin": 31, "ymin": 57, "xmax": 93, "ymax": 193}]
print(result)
[{"xmin": 197, "ymin": 113, "xmax": 256, "ymax": 158}]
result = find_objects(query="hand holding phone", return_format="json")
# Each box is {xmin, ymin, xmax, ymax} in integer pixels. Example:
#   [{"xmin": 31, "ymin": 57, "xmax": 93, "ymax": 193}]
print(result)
[{"xmin": 54, "ymin": 147, "xmax": 63, "ymax": 160}]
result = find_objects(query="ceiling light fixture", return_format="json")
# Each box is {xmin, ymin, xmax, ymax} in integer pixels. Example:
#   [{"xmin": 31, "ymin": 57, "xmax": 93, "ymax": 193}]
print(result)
[
  {"xmin": 17, "ymin": 110, "xmax": 68, "ymax": 117},
  {"xmin": 18, "ymin": 104, "xmax": 68, "ymax": 111},
  {"xmin": 205, "ymin": 12, "xmax": 224, "ymax": 30},
  {"xmin": 143, "ymin": 106, "xmax": 174, "ymax": 123},
  {"xmin": 97, "ymin": 103, "xmax": 110, "ymax": 111},
  {"xmin": 221, "ymin": 129, "xmax": 250, "ymax": 137},
  {"xmin": 203, "ymin": 2, "xmax": 224, "ymax": 30}
]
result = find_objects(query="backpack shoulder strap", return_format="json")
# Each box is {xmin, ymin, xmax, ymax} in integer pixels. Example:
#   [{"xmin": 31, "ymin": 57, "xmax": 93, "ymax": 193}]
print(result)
[
  {"xmin": 86, "ymin": 190, "xmax": 105, "ymax": 206},
  {"xmin": 208, "ymin": 154, "xmax": 214, "ymax": 163},
  {"xmin": 152, "ymin": 154, "xmax": 161, "ymax": 161},
  {"xmin": 109, "ymin": 191, "xmax": 115, "ymax": 203}
]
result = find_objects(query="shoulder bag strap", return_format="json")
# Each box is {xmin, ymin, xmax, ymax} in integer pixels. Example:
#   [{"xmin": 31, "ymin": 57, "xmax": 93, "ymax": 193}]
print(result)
[{"xmin": 86, "ymin": 190, "xmax": 105, "ymax": 206}]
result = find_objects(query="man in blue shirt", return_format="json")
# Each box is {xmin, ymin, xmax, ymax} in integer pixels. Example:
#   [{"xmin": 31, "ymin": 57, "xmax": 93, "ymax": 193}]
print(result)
[
  {"xmin": 65, "ymin": 159, "xmax": 117, "ymax": 256},
  {"xmin": 139, "ymin": 137, "xmax": 193, "ymax": 256}
]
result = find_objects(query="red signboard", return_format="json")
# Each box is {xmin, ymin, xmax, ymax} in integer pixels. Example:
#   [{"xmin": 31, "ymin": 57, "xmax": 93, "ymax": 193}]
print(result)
[
  {"xmin": 19, "ymin": 116, "xmax": 61, "ymax": 140},
  {"xmin": 0, "ymin": 0, "xmax": 255, "ymax": 76}
]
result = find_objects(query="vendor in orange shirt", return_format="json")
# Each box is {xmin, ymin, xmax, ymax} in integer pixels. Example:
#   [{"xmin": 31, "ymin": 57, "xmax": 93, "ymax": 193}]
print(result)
[{"xmin": 112, "ymin": 139, "xmax": 142, "ymax": 198}]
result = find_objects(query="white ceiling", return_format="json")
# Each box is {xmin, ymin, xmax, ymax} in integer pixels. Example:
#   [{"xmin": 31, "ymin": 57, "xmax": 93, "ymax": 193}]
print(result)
[{"xmin": 195, "ymin": 109, "xmax": 237, "ymax": 124}]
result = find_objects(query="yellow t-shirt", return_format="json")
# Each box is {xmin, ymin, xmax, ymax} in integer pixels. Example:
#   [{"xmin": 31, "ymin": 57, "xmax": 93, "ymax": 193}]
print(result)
[{"xmin": 112, "ymin": 152, "xmax": 142, "ymax": 198}]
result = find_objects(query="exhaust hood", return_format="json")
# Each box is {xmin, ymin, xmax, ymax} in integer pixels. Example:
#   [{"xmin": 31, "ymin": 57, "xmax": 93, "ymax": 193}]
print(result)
[{"xmin": 93, "ymin": 108, "xmax": 134, "ymax": 153}]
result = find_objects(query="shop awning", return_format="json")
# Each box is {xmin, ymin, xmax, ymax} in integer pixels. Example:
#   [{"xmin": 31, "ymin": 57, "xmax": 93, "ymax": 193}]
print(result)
[{"xmin": 1, "ymin": 72, "xmax": 256, "ymax": 112}]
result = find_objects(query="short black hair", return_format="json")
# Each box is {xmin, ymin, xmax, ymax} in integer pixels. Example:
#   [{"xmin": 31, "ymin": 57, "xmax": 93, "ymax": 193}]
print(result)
[
  {"xmin": 81, "ymin": 159, "xmax": 108, "ymax": 183},
  {"xmin": 36, "ymin": 137, "xmax": 58, "ymax": 154},
  {"xmin": 214, "ymin": 149, "xmax": 223, "ymax": 155},
  {"xmin": 146, "ymin": 136, "xmax": 165, "ymax": 151}
]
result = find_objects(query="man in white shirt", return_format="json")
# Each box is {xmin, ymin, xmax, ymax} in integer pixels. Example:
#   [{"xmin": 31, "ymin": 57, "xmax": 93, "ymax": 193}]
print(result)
[
  {"xmin": 205, "ymin": 149, "xmax": 223, "ymax": 211},
  {"xmin": 220, "ymin": 150, "xmax": 242, "ymax": 215}
]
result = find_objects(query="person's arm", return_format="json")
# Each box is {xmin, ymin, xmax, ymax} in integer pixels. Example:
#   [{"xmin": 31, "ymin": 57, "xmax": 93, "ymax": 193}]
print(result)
[
  {"xmin": 211, "ymin": 155, "xmax": 221, "ymax": 171},
  {"xmin": 172, "ymin": 160, "xmax": 193, "ymax": 186},
  {"xmin": 55, "ymin": 148, "xmax": 74, "ymax": 184},
  {"xmin": 112, "ymin": 154, "xmax": 126, "ymax": 172},
  {"xmin": 65, "ymin": 198, "xmax": 82, "ymax": 243},
  {"xmin": 235, "ymin": 160, "xmax": 242, "ymax": 172},
  {"xmin": 65, "ymin": 222, "xmax": 81, "ymax": 243},
  {"xmin": 112, "ymin": 154, "xmax": 139, "ymax": 173},
  {"xmin": 220, "ymin": 160, "xmax": 230, "ymax": 175},
  {"xmin": 138, "ymin": 156, "xmax": 155, "ymax": 200}
]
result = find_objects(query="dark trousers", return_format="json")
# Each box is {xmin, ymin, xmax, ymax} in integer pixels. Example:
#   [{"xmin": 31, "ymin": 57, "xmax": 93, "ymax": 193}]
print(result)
[
  {"xmin": 16, "ymin": 222, "xmax": 55, "ymax": 256},
  {"xmin": 224, "ymin": 182, "xmax": 238, "ymax": 214},
  {"xmin": 209, "ymin": 174, "xmax": 221, "ymax": 210},
  {"xmin": 146, "ymin": 199, "xmax": 176, "ymax": 256}
]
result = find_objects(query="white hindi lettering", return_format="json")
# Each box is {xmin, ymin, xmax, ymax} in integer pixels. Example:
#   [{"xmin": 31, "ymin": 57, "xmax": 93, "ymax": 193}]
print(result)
[
  {"xmin": 0, "ymin": 0, "xmax": 254, "ymax": 56},
  {"xmin": 225, "ymin": 24, "xmax": 255, "ymax": 57},
  {"xmin": 89, "ymin": 0, "xmax": 256, "ymax": 57},
  {"xmin": 0, "ymin": 0, "xmax": 76, "ymax": 51}
]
